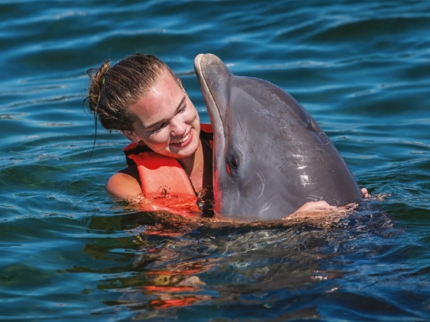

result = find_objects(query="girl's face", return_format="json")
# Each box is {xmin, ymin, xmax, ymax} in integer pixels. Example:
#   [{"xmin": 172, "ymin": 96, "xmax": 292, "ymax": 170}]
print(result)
[{"xmin": 125, "ymin": 68, "xmax": 201, "ymax": 159}]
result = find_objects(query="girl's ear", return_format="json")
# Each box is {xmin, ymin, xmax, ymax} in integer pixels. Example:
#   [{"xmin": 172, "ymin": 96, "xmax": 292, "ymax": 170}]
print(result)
[{"xmin": 122, "ymin": 130, "xmax": 140, "ymax": 143}]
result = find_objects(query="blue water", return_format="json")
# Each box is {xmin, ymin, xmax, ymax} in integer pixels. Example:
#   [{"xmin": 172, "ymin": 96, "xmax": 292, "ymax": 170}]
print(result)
[{"xmin": 1, "ymin": 0, "xmax": 430, "ymax": 320}]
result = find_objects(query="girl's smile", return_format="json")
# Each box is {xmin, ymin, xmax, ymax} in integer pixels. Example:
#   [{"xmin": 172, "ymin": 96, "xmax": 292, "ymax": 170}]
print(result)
[{"xmin": 124, "ymin": 67, "xmax": 201, "ymax": 160}]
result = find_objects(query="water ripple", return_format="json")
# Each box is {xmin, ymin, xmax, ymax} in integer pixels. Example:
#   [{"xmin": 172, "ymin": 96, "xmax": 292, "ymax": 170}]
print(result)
[{"xmin": 1, "ymin": 0, "xmax": 430, "ymax": 320}]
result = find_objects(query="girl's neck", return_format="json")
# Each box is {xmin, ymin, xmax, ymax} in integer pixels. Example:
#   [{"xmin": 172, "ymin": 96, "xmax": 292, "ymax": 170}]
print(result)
[
  {"xmin": 177, "ymin": 141, "xmax": 201, "ymax": 176},
  {"xmin": 177, "ymin": 140, "xmax": 212, "ymax": 194}
]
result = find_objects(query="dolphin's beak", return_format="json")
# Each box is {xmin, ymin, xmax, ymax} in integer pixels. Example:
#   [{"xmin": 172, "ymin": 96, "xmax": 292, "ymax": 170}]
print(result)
[{"xmin": 194, "ymin": 53, "xmax": 232, "ymax": 133}]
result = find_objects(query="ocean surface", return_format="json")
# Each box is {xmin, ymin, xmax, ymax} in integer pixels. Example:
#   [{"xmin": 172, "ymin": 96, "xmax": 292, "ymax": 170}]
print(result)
[{"xmin": 1, "ymin": 0, "xmax": 430, "ymax": 321}]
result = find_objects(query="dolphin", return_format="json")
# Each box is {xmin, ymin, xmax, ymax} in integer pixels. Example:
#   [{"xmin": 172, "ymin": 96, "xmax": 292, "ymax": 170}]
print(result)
[{"xmin": 194, "ymin": 53, "xmax": 363, "ymax": 221}]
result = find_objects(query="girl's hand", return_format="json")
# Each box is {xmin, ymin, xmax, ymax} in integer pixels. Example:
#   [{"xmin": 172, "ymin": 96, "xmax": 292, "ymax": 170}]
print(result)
[
  {"xmin": 361, "ymin": 188, "xmax": 370, "ymax": 198},
  {"xmin": 285, "ymin": 187, "xmax": 369, "ymax": 218},
  {"xmin": 293, "ymin": 200, "xmax": 335, "ymax": 213}
]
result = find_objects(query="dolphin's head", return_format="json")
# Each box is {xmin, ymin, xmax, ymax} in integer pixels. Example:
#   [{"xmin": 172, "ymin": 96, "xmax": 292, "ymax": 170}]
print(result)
[
  {"xmin": 194, "ymin": 54, "xmax": 361, "ymax": 220},
  {"xmin": 195, "ymin": 53, "xmax": 257, "ymax": 219},
  {"xmin": 194, "ymin": 53, "xmax": 303, "ymax": 220}
]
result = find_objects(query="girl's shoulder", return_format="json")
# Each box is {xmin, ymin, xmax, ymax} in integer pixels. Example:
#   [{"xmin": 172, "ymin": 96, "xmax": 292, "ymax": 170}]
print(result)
[{"xmin": 106, "ymin": 166, "xmax": 141, "ymax": 199}]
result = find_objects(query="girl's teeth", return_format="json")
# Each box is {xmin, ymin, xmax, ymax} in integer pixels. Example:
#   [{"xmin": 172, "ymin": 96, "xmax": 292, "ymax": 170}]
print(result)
[{"xmin": 173, "ymin": 132, "xmax": 189, "ymax": 144}]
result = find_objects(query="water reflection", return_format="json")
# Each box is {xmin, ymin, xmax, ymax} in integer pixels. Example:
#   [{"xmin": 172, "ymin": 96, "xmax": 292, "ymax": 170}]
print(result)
[{"xmin": 73, "ymin": 199, "xmax": 398, "ymax": 319}]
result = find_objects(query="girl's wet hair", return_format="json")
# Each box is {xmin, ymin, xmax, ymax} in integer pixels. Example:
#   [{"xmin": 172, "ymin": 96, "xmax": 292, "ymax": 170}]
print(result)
[{"xmin": 86, "ymin": 53, "xmax": 176, "ymax": 131}]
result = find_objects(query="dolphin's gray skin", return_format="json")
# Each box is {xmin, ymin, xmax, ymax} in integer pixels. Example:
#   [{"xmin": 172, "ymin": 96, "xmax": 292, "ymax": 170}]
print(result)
[{"xmin": 194, "ymin": 53, "xmax": 363, "ymax": 221}]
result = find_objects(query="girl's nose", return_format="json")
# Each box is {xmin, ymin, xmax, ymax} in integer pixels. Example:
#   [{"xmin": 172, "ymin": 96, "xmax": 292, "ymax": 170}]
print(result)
[{"xmin": 170, "ymin": 116, "xmax": 186, "ymax": 137}]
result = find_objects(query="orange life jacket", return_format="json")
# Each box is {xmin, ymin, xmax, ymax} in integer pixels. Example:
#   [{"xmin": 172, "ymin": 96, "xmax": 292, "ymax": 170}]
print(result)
[{"xmin": 123, "ymin": 124, "xmax": 213, "ymax": 216}]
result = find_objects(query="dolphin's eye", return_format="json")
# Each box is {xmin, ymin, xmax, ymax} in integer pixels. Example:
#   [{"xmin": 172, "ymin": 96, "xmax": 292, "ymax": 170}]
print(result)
[
  {"xmin": 226, "ymin": 155, "xmax": 239, "ymax": 177},
  {"xmin": 231, "ymin": 157, "xmax": 238, "ymax": 169}
]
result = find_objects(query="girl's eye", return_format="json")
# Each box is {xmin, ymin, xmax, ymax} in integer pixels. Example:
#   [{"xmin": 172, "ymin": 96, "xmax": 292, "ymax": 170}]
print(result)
[
  {"xmin": 153, "ymin": 122, "xmax": 167, "ymax": 133},
  {"xmin": 150, "ymin": 103, "xmax": 186, "ymax": 133}
]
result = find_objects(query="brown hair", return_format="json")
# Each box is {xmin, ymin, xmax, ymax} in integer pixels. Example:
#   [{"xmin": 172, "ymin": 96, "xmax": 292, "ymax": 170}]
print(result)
[{"xmin": 86, "ymin": 53, "xmax": 176, "ymax": 131}]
